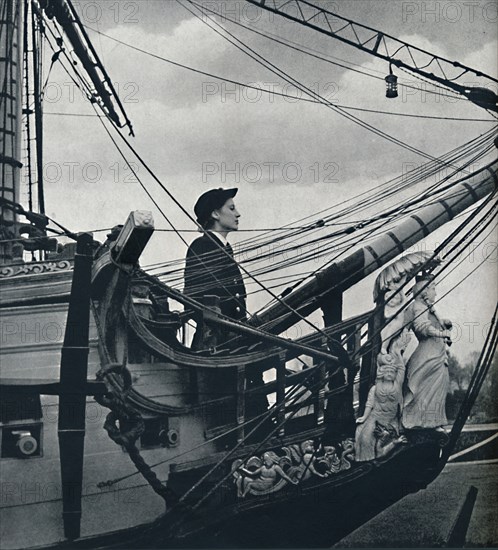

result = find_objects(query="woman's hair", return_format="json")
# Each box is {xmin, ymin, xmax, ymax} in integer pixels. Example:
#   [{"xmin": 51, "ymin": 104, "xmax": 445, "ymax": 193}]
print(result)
[{"xmin": 202, "ymin": 217, "xmax": 215, "ymax": 230}]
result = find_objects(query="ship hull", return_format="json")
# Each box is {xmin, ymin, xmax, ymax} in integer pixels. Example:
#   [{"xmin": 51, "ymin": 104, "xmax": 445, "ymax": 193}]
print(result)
[
  {"xmin": 35, "ymin": 438, "xmax": 442, "ymax": 549},
  {"xmin": 165, "ymin": 439, "xmax": 443, "ymax": 548}
]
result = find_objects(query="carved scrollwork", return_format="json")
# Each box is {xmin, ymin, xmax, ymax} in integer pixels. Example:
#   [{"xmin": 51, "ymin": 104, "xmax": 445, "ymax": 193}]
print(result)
[{"xmin": 0, "ymin": 260, "xmax": 72, "ymax": 278}]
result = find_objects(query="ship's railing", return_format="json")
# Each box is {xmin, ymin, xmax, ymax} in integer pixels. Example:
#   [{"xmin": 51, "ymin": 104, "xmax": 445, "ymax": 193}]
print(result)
[
  {"xmin": 200, "ymin": 309, "xmax": 377, "ymax": 443},
  {"xmin": 127, "ymin": 282, "xmax": 378, "ymax": 445}
]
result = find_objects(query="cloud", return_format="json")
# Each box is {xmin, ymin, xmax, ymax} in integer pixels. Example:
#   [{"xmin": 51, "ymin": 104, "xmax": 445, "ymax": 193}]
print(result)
[{"xmin": 37, "ymin": 5, "xmax": 496, "ymax": 348}]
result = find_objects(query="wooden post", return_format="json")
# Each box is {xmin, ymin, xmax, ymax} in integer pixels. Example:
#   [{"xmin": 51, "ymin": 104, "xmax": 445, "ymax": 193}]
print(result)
[
  {"xmin": 236, "ymin": 365, "xmax": 245, "ymax": 443},
  {"xmin": 320, "ymin": 290, "xmax": 352, "ymax": 442},
  {"xmin": 315, "ymin": 337, "xmax": 327, "ymax": 425},
  {"xmin": 358, "ymin": 308, "xmax": 382, "ymax": 414},
  {"xmin": 57, "ymin": 233, "xmax": 93, "ymax": 540},
  {"xmin": 316, "ymin": 364, "xmax": 326, "ymax": 426},
  {"xmin": 348, "ymin": 327, "xmax": 362, "ymax": 375},
  {"xmin": 276, "ymin": 352, "xmax": 286, "ymax": 436},
  {"xmin": 320, "ymin": 289, "xmax": 343, "ymax": 328},
  {"xmin": 0, "ymin": 0, "xmax": 24, "ymax": 263}
]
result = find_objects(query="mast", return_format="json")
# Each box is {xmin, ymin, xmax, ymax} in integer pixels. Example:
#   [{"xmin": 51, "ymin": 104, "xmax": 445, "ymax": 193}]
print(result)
[
  {"xmin": 250, "ymin": 162, "xmax": 497, "ymax": 334},
  {"xmin": 0, "ymin": 0, "xmax": 24, "ymax": 264},
  {"xmin": 31, "ymin": 1, "xmax": 44, "ymax": 215},
  {"xmin": 0, "ymin": 0, "xmax": 134, "ymax": 267},
  {"xmin": 38, "ymin": 0, "xmax": 134, "ymax": 134}
]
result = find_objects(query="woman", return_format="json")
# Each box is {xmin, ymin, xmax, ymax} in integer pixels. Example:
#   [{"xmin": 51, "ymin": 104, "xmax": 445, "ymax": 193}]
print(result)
[
  {"xmin": 184, "ymin": 188, "xmax": 267, "ymax": 420},
  {"xmin": 184, "ymin": 187, "xmax": 246, "ymax": 323},
  {"xmin": 402, "ymin": 277, "xmax": 452, "ymax": 430}
]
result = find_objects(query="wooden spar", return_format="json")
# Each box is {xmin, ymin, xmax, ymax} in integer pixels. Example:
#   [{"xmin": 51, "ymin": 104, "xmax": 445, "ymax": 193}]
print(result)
[
  {"xmin": 57, "ymin": 233, "xmax": 93, "ymax": 541},
  {"xmin": 31, "ymin": 3, "xmax": 45, "ymax": 215},
  {"xmin": 202, "ymin": 310, "xmax": 337, "ymax": 362},
  {"xmin": 245, "ymin": 0, "xmax": 498, "ymax": 112},
  {"xmin": 36, "ymin": 0, "xmax": 122, "ymax": 126},
  {"xmin": 249, "ymin": 161, "xmax": 497, "ymax": 335}
]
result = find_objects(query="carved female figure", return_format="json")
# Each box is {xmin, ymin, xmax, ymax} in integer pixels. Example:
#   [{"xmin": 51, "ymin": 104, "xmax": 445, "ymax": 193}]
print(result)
[
  {"xmin": 402, "ymin": 279, "xmax": 452, "ymax": 430},
  {"xmin": 354, "ymin": 351, "xmax": 407, "ymax": 462}
]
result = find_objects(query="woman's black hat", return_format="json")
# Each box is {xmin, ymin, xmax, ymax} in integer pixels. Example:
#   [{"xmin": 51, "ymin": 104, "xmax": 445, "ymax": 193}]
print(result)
[{"xmin": 194, "ymin": 188, "xmax": 238, "ymax": 227}]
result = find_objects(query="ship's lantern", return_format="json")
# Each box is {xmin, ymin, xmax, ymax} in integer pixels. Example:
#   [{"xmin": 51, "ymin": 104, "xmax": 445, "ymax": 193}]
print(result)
[{"xmin": 385, "ymin": 66, "xmax": 398, "ymax": 99}]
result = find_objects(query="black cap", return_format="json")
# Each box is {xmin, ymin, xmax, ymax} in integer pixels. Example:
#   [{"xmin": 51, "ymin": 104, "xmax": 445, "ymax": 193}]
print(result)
[{"xmin": 194, "ymin": 188, "xmax": 238, "ymax": 227}]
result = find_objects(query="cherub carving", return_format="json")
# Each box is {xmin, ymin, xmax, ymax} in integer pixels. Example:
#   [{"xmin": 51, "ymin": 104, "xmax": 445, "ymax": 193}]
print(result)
[
  {"xmin": 232, "ymin": 451, "xmax": 298, "ymax": 498},
  {"xmin": 286, "ymin": 439, "xmax": 355, "ymax": 478},
  {"xmin": 232, "ymin": 438, "xmax": 359, "ymax": 499},
  {"xmin": 296, "ymin": 440, "xmax": 328, "ymax": 480},
  {"xmin": 283, "ymin": 440, "xmax": 325, "ymax": 480},
  {"xmin": 316, "ymin": 445, "xmax": 341, "ymax": 475}
]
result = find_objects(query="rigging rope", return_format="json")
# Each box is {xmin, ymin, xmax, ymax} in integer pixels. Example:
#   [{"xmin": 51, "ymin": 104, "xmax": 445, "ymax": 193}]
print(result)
[
  {"xmin": 191, "ymin": 0, "xmax": 474, "ymax": 105},
  {"xmin": 148, "ymin": 132, "xmax": 495, "ymax": 295},
  {"xmin": 93, "ymin": 103, "xmax": 347, "ymax": 350},
  {"xmin": 248, "ymin": 162, "xmax": 497, "ymax": 333},
  {"xmin": 249, "ymin": 179, "xmax": 496, "ymax": 345},
  {"xmin": 179, "ymin": 0, "xmax": 473, "ymax": 165},
  {"xmin": 81, "ymin": 22, "xmax": 498, "ymax": 122},
  {"xmin": 349, "ymin": 203, "xmax": 497, "ymax": 362},
  {"xmin": 443, "ymin": 304, "xmax": 498, "ymax": 460}
]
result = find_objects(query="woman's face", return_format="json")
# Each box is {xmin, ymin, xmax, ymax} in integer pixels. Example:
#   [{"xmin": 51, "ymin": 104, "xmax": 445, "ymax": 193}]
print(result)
[
  {"xmin": 425, "ymin": 283, "xmax": 437, "ymax": 303},
  {"xmin": 211, "ymin": 198, "xmax": 240, "ymax": 232},
  {"xmin": 378, "ymin": 364, "xmax": 396, "ymax": 381}
]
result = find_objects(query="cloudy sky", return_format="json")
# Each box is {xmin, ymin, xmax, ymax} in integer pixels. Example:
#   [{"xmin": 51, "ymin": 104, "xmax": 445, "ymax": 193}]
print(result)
[{"xmin": 32, "ymin": 0, "xmax": 497, "ymax": 359}]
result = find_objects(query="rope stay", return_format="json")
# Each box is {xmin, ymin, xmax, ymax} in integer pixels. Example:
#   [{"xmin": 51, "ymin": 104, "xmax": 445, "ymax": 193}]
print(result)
[
  {"xmin": 5, "ymin": 1, "xmax": 498, "ymax": 539},
  {"xmin": 82, "ymin": 18, "xmax": 498, "ymax": 120},
  {"xmin": 244, "ymin": 0, "xmax": 498, "ymax": 112},
  {"xmin": 179, "ymin": 0, "xmax": 450, "ymax": 163}
]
